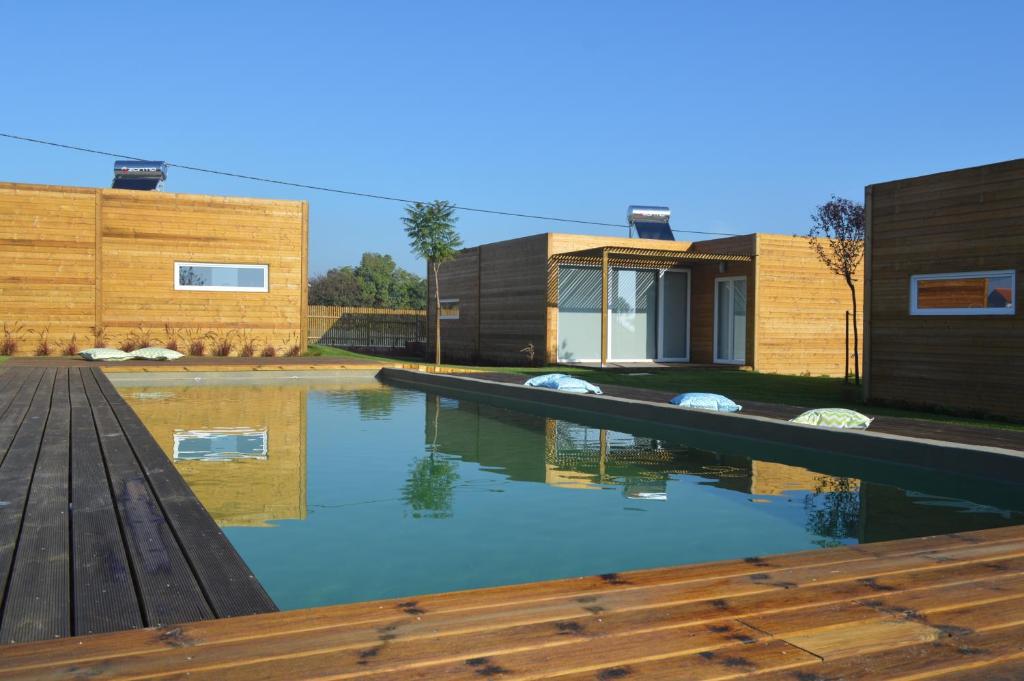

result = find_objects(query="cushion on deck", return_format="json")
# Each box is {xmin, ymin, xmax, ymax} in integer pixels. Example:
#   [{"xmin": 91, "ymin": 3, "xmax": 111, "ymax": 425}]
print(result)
[
  {"xmin": 669, "ymin": 392, "xmax": 742, "ymax": 412},
  {"xmin": 130, "ymin": 347, "xmax": 185, "ymax": 361},
  {"xmin": 790, "ymin": 408, "xmax": 873, "ymax": 430},
  {"xmin": 523, "ymin": 373, "xmax": 603, "ymax": 394},
  {"xmin": 79, "ymin": 348, "xmax": 133, "ymax": 362}
]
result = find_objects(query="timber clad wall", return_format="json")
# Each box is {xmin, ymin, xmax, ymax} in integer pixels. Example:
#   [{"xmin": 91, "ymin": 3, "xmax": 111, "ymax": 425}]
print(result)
[
  {"xmin": 754, "ymin": 234, "xmax": 862, "ymax": 376},
  {"xmin": 0, "ymin": 184, "xmax": 97, "ymax": 354},
  {"xmin": 687, "ymin": 235, "xmax": 757, "ymax": 366},
  {"xmin": 0, "ymin": 182, "xmax": 307, "ymax": 356},
  {"xmin": 430, "ymin": 231, "xmax": 860, "ymax": 375},
  {"xmin": 428, "ymin": 234, "xmax": 549, "ymax": 365},
  {"xmin": 866, "ymin": 159, "xmax": 1024, "ymax": 420}
]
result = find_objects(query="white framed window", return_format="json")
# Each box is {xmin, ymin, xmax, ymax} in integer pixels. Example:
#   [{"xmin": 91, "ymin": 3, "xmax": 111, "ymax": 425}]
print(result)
[
  {"xmin": 439, "ymin": 298, "xmax": 460, "ymax": 320},
  {"xmin": 910, "ymin": 270, "xmax": 1015, "ymax": 316},
  {"xmin": 174, "ymin": 262, "xmax": 269, "ymax": 292}
]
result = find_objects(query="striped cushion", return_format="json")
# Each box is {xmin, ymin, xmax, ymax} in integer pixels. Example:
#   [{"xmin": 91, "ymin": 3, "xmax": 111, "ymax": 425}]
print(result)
[{"xmin": 790, "ymin": 408, "xmax": 873, "ymax": 430}]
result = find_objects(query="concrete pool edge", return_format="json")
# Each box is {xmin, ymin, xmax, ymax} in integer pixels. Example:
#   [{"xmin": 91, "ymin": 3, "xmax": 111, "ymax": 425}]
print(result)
[{"xmin": 378, "ymin": 368, "xmax": 1024, "ymax": 484}]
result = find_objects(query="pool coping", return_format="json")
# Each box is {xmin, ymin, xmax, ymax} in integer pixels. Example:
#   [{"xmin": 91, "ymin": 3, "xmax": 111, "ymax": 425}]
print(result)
[{"xmin": 378, "ymin": 368, "xmax": 1024, "ymax": 484}]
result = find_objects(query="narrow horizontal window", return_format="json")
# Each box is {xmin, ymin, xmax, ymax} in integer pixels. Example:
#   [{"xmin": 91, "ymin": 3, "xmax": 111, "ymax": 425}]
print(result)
[
  {"xmin": 175, "ymin": 262, "xmax": 269, "ymax": 292},
  {"xmin": 910, "ymin": 270, "xmax": 1015, "ymax": 316},
  {"xmin": 439, "ymin": 298, "xmax": 460, "ymax": 320}
]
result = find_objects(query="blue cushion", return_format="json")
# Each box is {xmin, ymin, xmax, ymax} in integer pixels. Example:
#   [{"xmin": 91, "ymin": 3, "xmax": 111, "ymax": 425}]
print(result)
[
  {"xmin": 524, "ymin": 373, "xmax": 603, "ymax": 394},
  {"xmin": 669, "ymin": 392, "xmax": 742, "ymax": 412}
]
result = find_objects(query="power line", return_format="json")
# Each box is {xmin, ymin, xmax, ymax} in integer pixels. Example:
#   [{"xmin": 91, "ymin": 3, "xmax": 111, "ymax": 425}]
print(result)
[{"xmin": 0, "ymin": 132, "xmax": 744, "ymax": 237}]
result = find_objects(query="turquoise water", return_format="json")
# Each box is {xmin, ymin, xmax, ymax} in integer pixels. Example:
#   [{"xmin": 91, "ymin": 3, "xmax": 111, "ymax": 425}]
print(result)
[{"xmin": 116, "ymin": 375, "xmax": 1024, "ymax": 611}]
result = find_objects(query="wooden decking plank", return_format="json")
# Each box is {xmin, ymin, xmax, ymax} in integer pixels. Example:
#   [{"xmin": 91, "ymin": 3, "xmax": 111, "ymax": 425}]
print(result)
[
  {"xmin": 68, "ymin": 368, "xmax": 143, "ymax": 636},
  {"xmin": 550, "ymin": 639, "xmax": 819, "ymax": 681},
  {"xmin": 0, "ymin": 369, "xmax": 71, "ymax": 643},
  {"xmin": 18, "ymin": 541, "xmax": 1024, "ymax": 680},
  {"xmin": 91, "ymin": 369, "xmax": 276, "ymax": 618},
  {"xmin": 79, "ymin": 368, "xmax": 212, "ymax": 626},
  {"xmin": 0, "ymin": 368, "xmax": 54, "ymax": 617},
  {"xmin": 751, "ymin": 622, "xmax": 1024, "ymax": 681},
  {"xmin": 136, "ymin": 619, "xmax": 770, "ymax": 681},
  {"xmin": 0, "ymin": 368, "xmax": 27, "ymax": 420},
  {"xmin": 1, "ymin": 528, "xmax": 1022, "ymax": 676},
  {"xmin": 0, "ymin": 368, "xmax": 42, "ymax": 464},
  {"xmin": 926, "ymin": 657, "xmax": 1024, "ymax": 680}
]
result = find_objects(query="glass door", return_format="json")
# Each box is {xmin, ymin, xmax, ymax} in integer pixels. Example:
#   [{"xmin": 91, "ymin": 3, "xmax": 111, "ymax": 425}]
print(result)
[
  {"xmin": 609, "ymin": 268, "xmax": 658, "ymax": 360},
  {"xmin": 714, "ymin": 277, "xmax": 747, "ymax": 364},
  {"xmin": 658, "ymin": 270, "xmax": 690, "ymax": 361}
]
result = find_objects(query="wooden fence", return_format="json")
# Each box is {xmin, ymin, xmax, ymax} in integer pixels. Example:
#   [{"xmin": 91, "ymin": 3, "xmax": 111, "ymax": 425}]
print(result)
[{"xmin": 308, "ymin": 306, "xmax": 427, "ymax": 349}]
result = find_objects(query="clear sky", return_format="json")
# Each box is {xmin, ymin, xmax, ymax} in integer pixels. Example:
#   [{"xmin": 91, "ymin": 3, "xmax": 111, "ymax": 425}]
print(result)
[{"xmin": 2, "ymin": 1, "xmax": 1021, "ymax": 275}]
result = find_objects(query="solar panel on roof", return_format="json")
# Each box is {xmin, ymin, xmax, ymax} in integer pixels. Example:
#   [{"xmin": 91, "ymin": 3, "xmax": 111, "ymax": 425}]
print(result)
[{"xmin": 632, "ymin": 221, "xmax": 674, "ymax": 240}]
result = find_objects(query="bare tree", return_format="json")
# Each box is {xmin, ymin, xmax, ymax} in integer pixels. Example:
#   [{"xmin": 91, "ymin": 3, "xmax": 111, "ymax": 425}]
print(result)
[{"xmin": 808, "ymin": 196, "xmax": 865, "ymax": 384}]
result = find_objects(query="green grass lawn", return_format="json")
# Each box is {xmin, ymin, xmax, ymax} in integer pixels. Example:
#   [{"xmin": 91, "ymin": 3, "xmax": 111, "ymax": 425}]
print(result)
[{"xmin": 305, "ymin": 345, "xmax": 1024, "ymax": 433}]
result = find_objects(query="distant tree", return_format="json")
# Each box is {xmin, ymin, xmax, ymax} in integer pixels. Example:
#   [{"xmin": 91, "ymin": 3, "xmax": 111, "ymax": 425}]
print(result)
[
  {"xmin": 308, "ymin": 252, "xmax": 426, "ymax": 308},
  {"xmin": 808, "ymin": 196, "xmax": 865, "ymax": 385},
  {"xmin": 402, "ymin": 201, "xmax": 462, "ymax": 366}
]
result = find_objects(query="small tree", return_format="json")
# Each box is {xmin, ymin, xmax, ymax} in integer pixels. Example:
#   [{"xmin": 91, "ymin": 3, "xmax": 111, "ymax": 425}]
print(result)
[
  {"xmin": 402, "ymin": 200, "xmax": 462, "ymax": 366},
  {"xmin": 808, "ymin": 196, "xmax": 865, "ymax": 384}
]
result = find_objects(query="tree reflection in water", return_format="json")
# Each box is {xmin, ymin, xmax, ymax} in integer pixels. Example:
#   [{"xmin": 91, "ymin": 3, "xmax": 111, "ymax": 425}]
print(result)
[
  {"xmin": 804, "ymin": 476, "xmax": 861, "ymax": 547},
  {"xmin": 403, "ymin": 394, "xmax": 459, "ymax": 518}
]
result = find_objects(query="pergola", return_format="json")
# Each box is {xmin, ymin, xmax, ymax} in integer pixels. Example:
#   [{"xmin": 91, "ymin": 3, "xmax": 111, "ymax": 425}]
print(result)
[{"xmin": 550, "ymin": 246, "xmax": 755, "ymax": 367}]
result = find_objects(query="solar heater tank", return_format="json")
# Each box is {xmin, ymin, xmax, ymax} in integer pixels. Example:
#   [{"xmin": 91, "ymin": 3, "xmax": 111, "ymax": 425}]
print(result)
[
  {"xmin": 112, "ymin": 160, "xmax": 167, "ymax": 190},
  {"xmin": 627, "ymin": 205, "xmax": 673, "ymax": 240}
]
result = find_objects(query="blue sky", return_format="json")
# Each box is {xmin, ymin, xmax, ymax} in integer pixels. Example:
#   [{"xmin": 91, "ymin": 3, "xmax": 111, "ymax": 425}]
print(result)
[{"xmin": 2, "ymin": 1, "xmax": 1021, "ymax": 275}]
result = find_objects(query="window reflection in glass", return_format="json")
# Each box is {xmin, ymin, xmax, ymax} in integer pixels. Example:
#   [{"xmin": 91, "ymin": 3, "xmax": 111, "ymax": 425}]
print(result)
[
  {"xmin": 176, "ymin": 263, "xmax": 268, "ymax": 290},
  {"xmin": 913, "ymin": 271, "xmax": 1015, "ymax": 313}
]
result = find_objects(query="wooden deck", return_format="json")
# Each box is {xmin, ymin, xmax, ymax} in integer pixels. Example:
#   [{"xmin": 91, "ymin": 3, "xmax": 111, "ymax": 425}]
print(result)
[
  {"xmin": 0, "ymin": 366, "xmax": 276, "ymax": 644},
  {"xmin": 0, "ymin": 525, "xmax": 1020, "ymax": 678}
]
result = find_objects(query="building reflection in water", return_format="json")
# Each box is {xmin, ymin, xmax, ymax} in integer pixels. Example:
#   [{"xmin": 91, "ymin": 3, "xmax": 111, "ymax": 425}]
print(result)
[
  {"xmin": 422, "ymin": 394, "xmax": 1019, "ymax": 544},
  {"xmin": 121, "ymin": 382, "xmax": 311, "ymax": 528}
]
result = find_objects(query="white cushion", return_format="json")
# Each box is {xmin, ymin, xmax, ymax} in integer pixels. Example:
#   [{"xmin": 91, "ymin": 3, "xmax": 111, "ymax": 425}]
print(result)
[
  {"xmin": 129, "ymin": 347, "xmax": 184, "ymax": 361},
  {"xmin": 79, "ymin": 348, "xmax": 133, "ymax": 362}
]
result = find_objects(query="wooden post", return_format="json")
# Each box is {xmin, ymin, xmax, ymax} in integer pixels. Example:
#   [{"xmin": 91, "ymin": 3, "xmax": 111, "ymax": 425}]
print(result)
[
  {"xmin": 600, "ymin": 249, "xmax": 608, "ymax": 368},
  {"xmin": 845, "ymin": 310, "xmax": 850, "ymax": 384}
]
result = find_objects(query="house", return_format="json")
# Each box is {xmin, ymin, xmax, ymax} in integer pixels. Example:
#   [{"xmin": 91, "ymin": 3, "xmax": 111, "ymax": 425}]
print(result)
[
  {"xmin": 427, "ymin": 231, "xmax": 862, "ymax": 376},
  {"xmin": 0, "ymin": 181, "xmax": 308, "ymax": 355},
  {"xmin": 864, "ymin": 158, "xmax": 1023, "ymax": 420}
]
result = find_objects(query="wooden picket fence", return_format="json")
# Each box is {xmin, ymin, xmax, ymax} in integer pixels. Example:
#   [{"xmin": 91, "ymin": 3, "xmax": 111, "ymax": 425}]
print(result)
[{"xmin": 308, "ymin": 305, "xmax": 427, "ymax": 349}]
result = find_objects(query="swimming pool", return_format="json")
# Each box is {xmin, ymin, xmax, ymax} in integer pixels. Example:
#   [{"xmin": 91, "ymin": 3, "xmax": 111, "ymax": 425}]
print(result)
[{"xmin": 114, "ymin": 373, "xmax": 1023, "ymax": 611}]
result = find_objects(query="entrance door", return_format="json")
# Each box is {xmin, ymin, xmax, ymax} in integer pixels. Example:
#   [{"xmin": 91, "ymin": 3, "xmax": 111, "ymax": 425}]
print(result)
[
  {"xmin": 714, "ymin": 276, "xmax": 747, "ymax": 364},
  {"xmin": 658, "ymin": 269, "xmax": 690, "ymax": 361}
]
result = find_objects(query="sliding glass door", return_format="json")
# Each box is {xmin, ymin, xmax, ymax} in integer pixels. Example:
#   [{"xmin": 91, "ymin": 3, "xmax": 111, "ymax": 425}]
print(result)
[
  {"xmin": 557, "ymin": 266, "xmax": 602, "ymax": 362},
  {"xmin": 714, "ymin": 277, "xmax": 747, "ymax": 364},
  {"xmin": 609, "ymin": 268, "xmax": 658, "ymax": 360},
  {"xmin": 658, "ymin": 270, "xmax": 690, "ymax": 361}
]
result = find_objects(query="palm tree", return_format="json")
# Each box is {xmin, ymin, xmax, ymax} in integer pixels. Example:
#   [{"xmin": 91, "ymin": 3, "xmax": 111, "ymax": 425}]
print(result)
[{"xmin": 402, "ymin": 201, "xmax": 462, "ymax": 366}]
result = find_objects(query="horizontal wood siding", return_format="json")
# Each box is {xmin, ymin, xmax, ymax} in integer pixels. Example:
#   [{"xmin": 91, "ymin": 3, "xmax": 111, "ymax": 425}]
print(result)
[
  {"xmin": 0, "ymin": 184, "xmax": 97, "ymax": 356},
  {"xmin": 867, "ymin": 159, "xmax": 1024, "ymax": 419},
  {"xmin": 755, "ymin": 234, "xmax": 863, "ymax": 377},
  {"xmin": 482, "ymin": 235, "xmax": 550, "ymax": 364},
  {"xmin": 0, "ymin": 182, "xmax": 306, "ymax": 357},
  {"xmin": 686, "ymin": 235, "xmax": 757, "ymax": 365},
  {"xmin": 427, "ymin": 247, "xmax": 481, "ymax": 363}
]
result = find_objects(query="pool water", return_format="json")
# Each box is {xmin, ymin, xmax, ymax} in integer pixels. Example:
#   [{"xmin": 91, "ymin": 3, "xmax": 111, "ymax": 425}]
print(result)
[{"xmin": 115, "ymin": 374, "xmax": 1024, "ymax": 611}]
